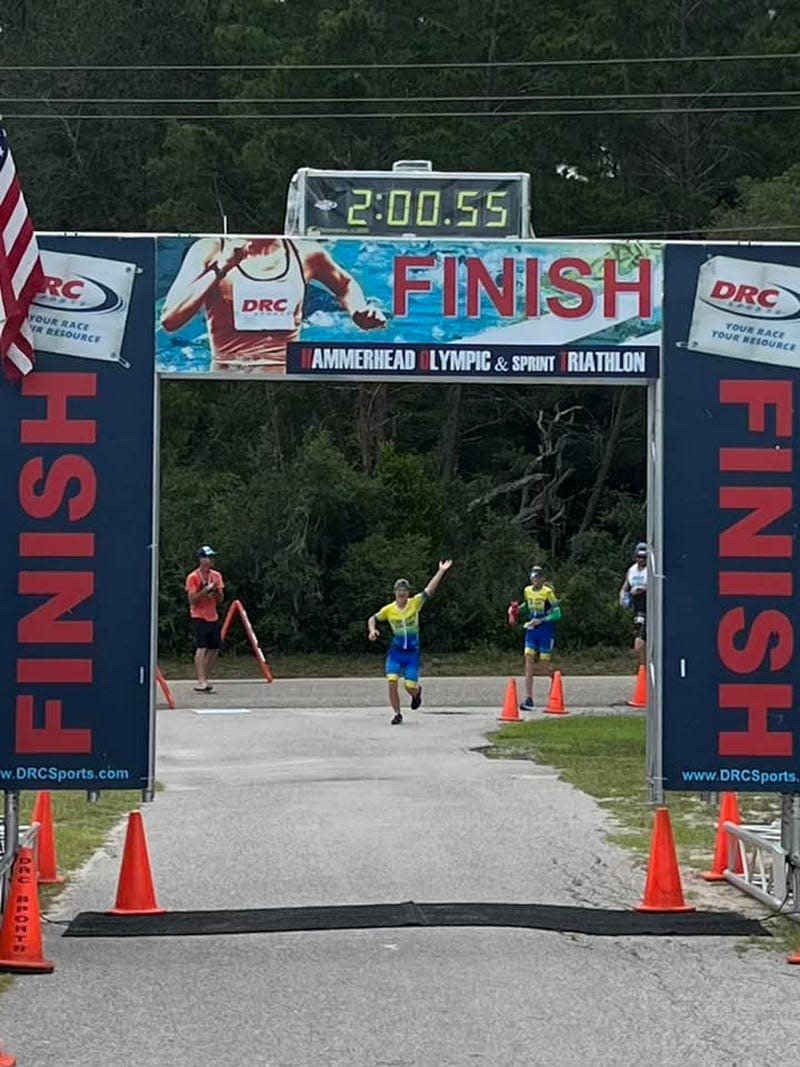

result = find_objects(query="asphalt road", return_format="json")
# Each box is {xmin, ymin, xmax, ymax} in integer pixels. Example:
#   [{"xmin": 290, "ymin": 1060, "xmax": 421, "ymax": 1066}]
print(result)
[{"xmin": 0, "ymin": 676, "xmax": 795, "ymax": 1067}]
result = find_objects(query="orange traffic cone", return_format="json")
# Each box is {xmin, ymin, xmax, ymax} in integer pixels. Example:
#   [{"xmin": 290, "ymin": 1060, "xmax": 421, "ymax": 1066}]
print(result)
[
  {"xmin": 544, "ymin": 671, "xmax": 568, "ymax": 715},
  {"xmin": 635, "ymin": 807, "xmax": 695, "ymax": 913},
  {"xmin": 108, "ymin": 811, "xmax": 167, "ymax": 916},
  {"xmin": 0, "ymin": 847, "xmax": 55, "ymax": 973},
  {"xmin": 498, "ymin": 678, "xmax": 521, "ymax": 722},
  {"xmin": 787, "ymin": 950, "xmax": 800, "ymax": 965},
  {"xmin": 702, "ymin": 792, "xmax": 743, "ymax": 882},
  {"xmin": 0, "ymin": 1036, "xmax": 15, "ymax": 1066},
  {"xmin": 32, "ymin": 791, "xmax": 64, "ymax": 885},
  {"xmin": 627, "ymin": 665, "xmax": 647, "ymax": 708}
]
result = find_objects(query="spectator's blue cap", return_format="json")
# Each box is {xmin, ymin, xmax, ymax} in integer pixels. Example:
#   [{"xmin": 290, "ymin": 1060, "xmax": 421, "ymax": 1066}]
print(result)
[
  {"xmin": 635, "ymin": 542, "xmax": 647, "ymax": 556},
  {"xmin": 197, "ymin": 545, "xmax": 216, "ymax": 558}
]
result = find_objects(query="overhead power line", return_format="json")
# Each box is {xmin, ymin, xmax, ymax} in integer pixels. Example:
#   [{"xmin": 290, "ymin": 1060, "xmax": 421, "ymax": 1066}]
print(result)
[
  {"xmin": 6, "ymin": 104, "xmax": 800, "ymax": 120},
  {"xmin": 571, "ymin": 223, "xmax": 800, "ymax": 238},
  {"xmin": 3, "ymin": 90, "xmax": 800, "ymax": 105},
  {"xmin": 0, "ymin": 51, "xmax": 798, "ymax": 73}
]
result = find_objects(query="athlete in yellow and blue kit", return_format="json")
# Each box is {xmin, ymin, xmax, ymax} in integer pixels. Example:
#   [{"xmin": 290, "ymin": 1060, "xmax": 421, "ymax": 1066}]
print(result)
[
  {"xmin": 367, "ymin": 560, "xmax": 453, "ymax": 724},
  {"xmin": 508, "ymin": 565, "xmax": 561, "ymax": 711}
]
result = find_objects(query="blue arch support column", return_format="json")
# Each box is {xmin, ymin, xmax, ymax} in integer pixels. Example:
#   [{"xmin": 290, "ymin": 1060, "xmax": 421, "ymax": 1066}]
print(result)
[
  {"xmin": 661, "ymin": 243, "xmax": 800, "ymax": 811},
  {"xmin": 0, "ymin": 236, "xmax": 157, "ymax": 828}
]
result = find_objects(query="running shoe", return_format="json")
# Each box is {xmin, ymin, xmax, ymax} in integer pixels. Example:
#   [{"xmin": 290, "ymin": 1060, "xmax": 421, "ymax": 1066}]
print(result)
[
  {"xmin": 519, "ymin": 697, "xmax": 534, "ymax": 712},
  {"xmin": 391, "ymin": 711, "xmax": 403, "ymax": 725},
  {"xmin": 410, "ymin": 686, "xmax": 422, "ymax": 710}
]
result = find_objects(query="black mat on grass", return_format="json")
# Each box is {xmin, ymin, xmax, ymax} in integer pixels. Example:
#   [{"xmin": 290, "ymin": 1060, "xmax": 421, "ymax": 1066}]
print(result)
[{"xmin": 64, "ymin": 901, "xmax": 768, "ymax": 938}]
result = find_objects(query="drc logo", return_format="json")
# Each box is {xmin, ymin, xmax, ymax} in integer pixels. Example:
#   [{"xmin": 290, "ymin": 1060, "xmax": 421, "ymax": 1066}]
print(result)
[
  {"xmin": 27, "ymin": 250, "xmax": 138, "ymax": 367},
  {"xmin": 684, "ymin": 255, "xmax": 800, "ymax": 368}
]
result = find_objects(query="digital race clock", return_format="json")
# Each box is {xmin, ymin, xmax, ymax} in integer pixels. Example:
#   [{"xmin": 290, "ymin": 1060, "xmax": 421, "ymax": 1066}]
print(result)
[{"xmin": 285, "ymin": 163, "xmax": 531, "ymax": 239}]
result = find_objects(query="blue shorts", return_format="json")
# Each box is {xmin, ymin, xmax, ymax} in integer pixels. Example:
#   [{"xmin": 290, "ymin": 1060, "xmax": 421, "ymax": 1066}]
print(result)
[
  {"xmin": 385, "ymin": 646, "xmax": 421, "ymax": 686},
  {"xmin": 524, "ymin": 622, "xmax": 554, "ymax": 658}
]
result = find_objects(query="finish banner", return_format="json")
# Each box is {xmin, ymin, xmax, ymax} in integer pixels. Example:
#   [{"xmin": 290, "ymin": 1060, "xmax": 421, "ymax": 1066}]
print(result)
[
  {"xmin": 662, "ymin": 243, "xmax": 800, "ymax": 793},
  {"xmin": 0, "ymin": 236, "xmax": 156, "ymax": 791},
  {"xmin": 155, "ymin": 237, "xmax": 662, "ymax": 380}
]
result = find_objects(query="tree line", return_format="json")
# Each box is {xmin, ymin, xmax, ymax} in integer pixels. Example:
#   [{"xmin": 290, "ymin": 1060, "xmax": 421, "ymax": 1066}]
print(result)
[{"xmin": 2, "ymin": 0, "xmax": 798, "ymax": 656}]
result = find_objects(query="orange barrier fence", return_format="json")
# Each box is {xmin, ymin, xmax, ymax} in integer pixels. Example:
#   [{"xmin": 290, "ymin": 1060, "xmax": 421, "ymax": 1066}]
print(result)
[
  {"xmin": 221, "ymin": 599, "xmax": 274, "ymax": 683},
  {"xmin": 155, "ymin": 666, "xmax": 176, "ymax": 709}
]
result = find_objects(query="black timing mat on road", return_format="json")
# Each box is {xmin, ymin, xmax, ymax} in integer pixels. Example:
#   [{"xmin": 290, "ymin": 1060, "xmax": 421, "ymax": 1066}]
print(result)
[{"xmin": 64, "ymin": 901, "xmax": 769, "ymax": 939}]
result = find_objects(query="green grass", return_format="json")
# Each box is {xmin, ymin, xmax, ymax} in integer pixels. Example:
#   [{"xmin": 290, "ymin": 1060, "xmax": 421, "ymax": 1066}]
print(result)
[
  {"xmin": 0, "ymin": 789, "xmax": 142, "ymax": 993},
  {"xmin": 158, "ymin": 644, "xmax": 637, "ymax": 680},
  {"xmin": 485, "ymin": 715, "xmax": 800, "ymax": 954}
]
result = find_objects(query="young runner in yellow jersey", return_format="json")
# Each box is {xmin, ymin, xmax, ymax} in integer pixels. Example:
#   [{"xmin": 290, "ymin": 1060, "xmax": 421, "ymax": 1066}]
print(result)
[{"xmin": 367, "ymin": 560, "xmax": 453, "ymax": 724}]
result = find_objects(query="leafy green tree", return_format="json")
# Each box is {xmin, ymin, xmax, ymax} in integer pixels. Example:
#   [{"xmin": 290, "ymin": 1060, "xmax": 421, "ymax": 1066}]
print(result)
[{"xmin": 709, "ymin": 163, "xmax": 800, "ymax": 239}]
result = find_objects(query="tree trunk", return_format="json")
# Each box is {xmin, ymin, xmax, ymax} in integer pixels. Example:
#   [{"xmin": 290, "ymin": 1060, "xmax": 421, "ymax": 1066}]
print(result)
[
  {"xmin": 438, "ymin": 383, "xmax": 463, "ymax": 480},
  {"xmin": 574, "ymin": 390, "xmax": 629, "ymax": 545},
  {"xmin": 356, "ymin": 383, "xmax": 389, "ymax": 474}
]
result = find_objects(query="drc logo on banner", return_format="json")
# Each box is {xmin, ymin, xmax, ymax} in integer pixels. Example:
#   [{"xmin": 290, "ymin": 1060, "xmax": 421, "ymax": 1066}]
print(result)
[
  {"xmin": 662, "ymin": 243, "xmax": 800, "ymax": 793},
  {"xmin": 684, "ymin": 255, "xmax": 800, "ymax": 368},
  {"xmin": 29, "ymin": 250, "xmax": 137, "ymax": 368}
]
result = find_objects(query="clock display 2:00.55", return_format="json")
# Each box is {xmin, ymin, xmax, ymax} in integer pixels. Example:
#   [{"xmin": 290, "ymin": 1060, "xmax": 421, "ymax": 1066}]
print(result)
[{"xmin": 346, "ymin": 186, "xmax": 512, "ymax": 230}]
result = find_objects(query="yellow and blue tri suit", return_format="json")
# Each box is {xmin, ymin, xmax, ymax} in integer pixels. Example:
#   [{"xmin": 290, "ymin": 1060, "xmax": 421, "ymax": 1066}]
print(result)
[
  {"xmin": 521, "ymin": 583, "xmax": 559, "ymax": 658},
  {"xmin": 375, "ymin": 591, "xmax": 429, "ymax": 687}
]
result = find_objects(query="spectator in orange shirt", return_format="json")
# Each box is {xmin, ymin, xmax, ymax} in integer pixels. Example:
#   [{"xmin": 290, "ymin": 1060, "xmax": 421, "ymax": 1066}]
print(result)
[{"xmin": 185, "ymin": 545, "xmax": 224, "ymax": 692}]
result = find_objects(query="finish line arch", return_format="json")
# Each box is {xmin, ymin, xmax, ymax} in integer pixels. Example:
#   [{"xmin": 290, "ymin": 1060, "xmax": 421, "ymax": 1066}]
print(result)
[{"xmin": 4, "ymin": 233, "xmax": 800, "ymax": 895}]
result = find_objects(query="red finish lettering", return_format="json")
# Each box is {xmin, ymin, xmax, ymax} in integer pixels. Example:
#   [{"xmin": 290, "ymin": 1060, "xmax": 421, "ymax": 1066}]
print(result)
[
  {"xmin": 717, "ymin": 684, "xmax": 793, "ymax": 756},
  {"xmin": 719, "ymin": 447, "xmax": 791, "ymax": 473},
  {"xmin": 466, "ymin": 258, "xmax": 515, "ymax": 318},
  {"xmin": 19, "ymin": 533, "xmax": 95, "ymax": 557},
  {"xmin": 17, "ymin": 572, "xmax": 94, "ymax": 644},
  {"xmin": 719, "ymin": 571, "xmax": 792, "ymax": 596},
  {"xmin": 525, "ymin": 258, "xmax": 540, "ymax": 317},
  {"xmin": 17, "ymin": 660, "xmax": 93, "ymax": 684},
  {"xmin": 603, "ymin": 257, "xmax": 652, "ymax": 318},
  {"xmin": 546, "ymin": 258, "xmax": 593, "ymax": 318},
  {"xmin": 719, "ymin": 487, "xmax": 792, "ymax": 558},
  {"xmin": 443, "ymin": 257, "xmax": 457, "ymax": 317},
  {"xmin": 15, "ymin": 696, "xmax": 92, "ymax": 754},
  {"xmin": 18, "ymin": 456, "xmax": 96, "ymax": 521},
  {"xmin": 718, "ymin": 608, "xmax": 793, "ymax": 673},
  {"xmin": 20, "ymin": 372, "xmax": 97, "ymax": 445},
  {"xmin": 719, "ymin": 380, "xmax": 792, "ymax": 436},
  {"xmin": 393, "ymin": 256, "xmax": 434, "ymax": 316}
]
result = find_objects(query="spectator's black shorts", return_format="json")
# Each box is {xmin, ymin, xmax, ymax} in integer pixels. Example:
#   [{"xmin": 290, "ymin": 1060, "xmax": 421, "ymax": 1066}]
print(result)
[{"xmin": 191, "ymin": 618, "xmax": 221, "ymax": 650}]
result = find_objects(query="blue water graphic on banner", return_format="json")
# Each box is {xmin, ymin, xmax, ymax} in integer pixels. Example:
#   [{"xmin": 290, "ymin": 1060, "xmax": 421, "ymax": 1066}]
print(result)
[
  {"xmin": 663, "ymin": 243, "xmax": 800, "ymax": 793},
  {"xmin": 0, "ymin": 236, "xmax": 156, "ymax": 790}
]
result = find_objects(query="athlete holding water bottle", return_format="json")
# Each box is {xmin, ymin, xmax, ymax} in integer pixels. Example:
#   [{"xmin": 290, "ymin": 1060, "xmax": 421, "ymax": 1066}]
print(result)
[{"xmin": 508, "ymin": 565, "xmax": 561, "ymax": 711}]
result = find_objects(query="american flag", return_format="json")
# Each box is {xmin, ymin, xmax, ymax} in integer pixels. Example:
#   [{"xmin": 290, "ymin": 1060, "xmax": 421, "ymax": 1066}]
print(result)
[{"xmin": 0, "ymin": 123, "xmax": 44, "ymax": 382}]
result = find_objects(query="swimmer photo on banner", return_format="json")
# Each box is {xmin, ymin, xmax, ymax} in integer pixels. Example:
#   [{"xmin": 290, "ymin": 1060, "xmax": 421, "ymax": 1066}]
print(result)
[{"xmin": 154, "ymin": 236, "xmax": 663, "ymax": 381}]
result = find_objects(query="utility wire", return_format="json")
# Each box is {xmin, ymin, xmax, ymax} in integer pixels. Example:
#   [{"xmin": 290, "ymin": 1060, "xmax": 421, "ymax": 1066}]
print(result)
[
  {"xmin": 0, "ymin": 51, "xmax": 798, "ymax": 73},
  {"xmin": 568, "ymin": 223, "xmax": 800, "ymax": 237},
  {"xmin": 6, "ymin": 104, "xmax": 800, "ymax": 119},
  {"xmin": 3, "ymin": 90, "xmax": 800, "ymax": 104}
]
